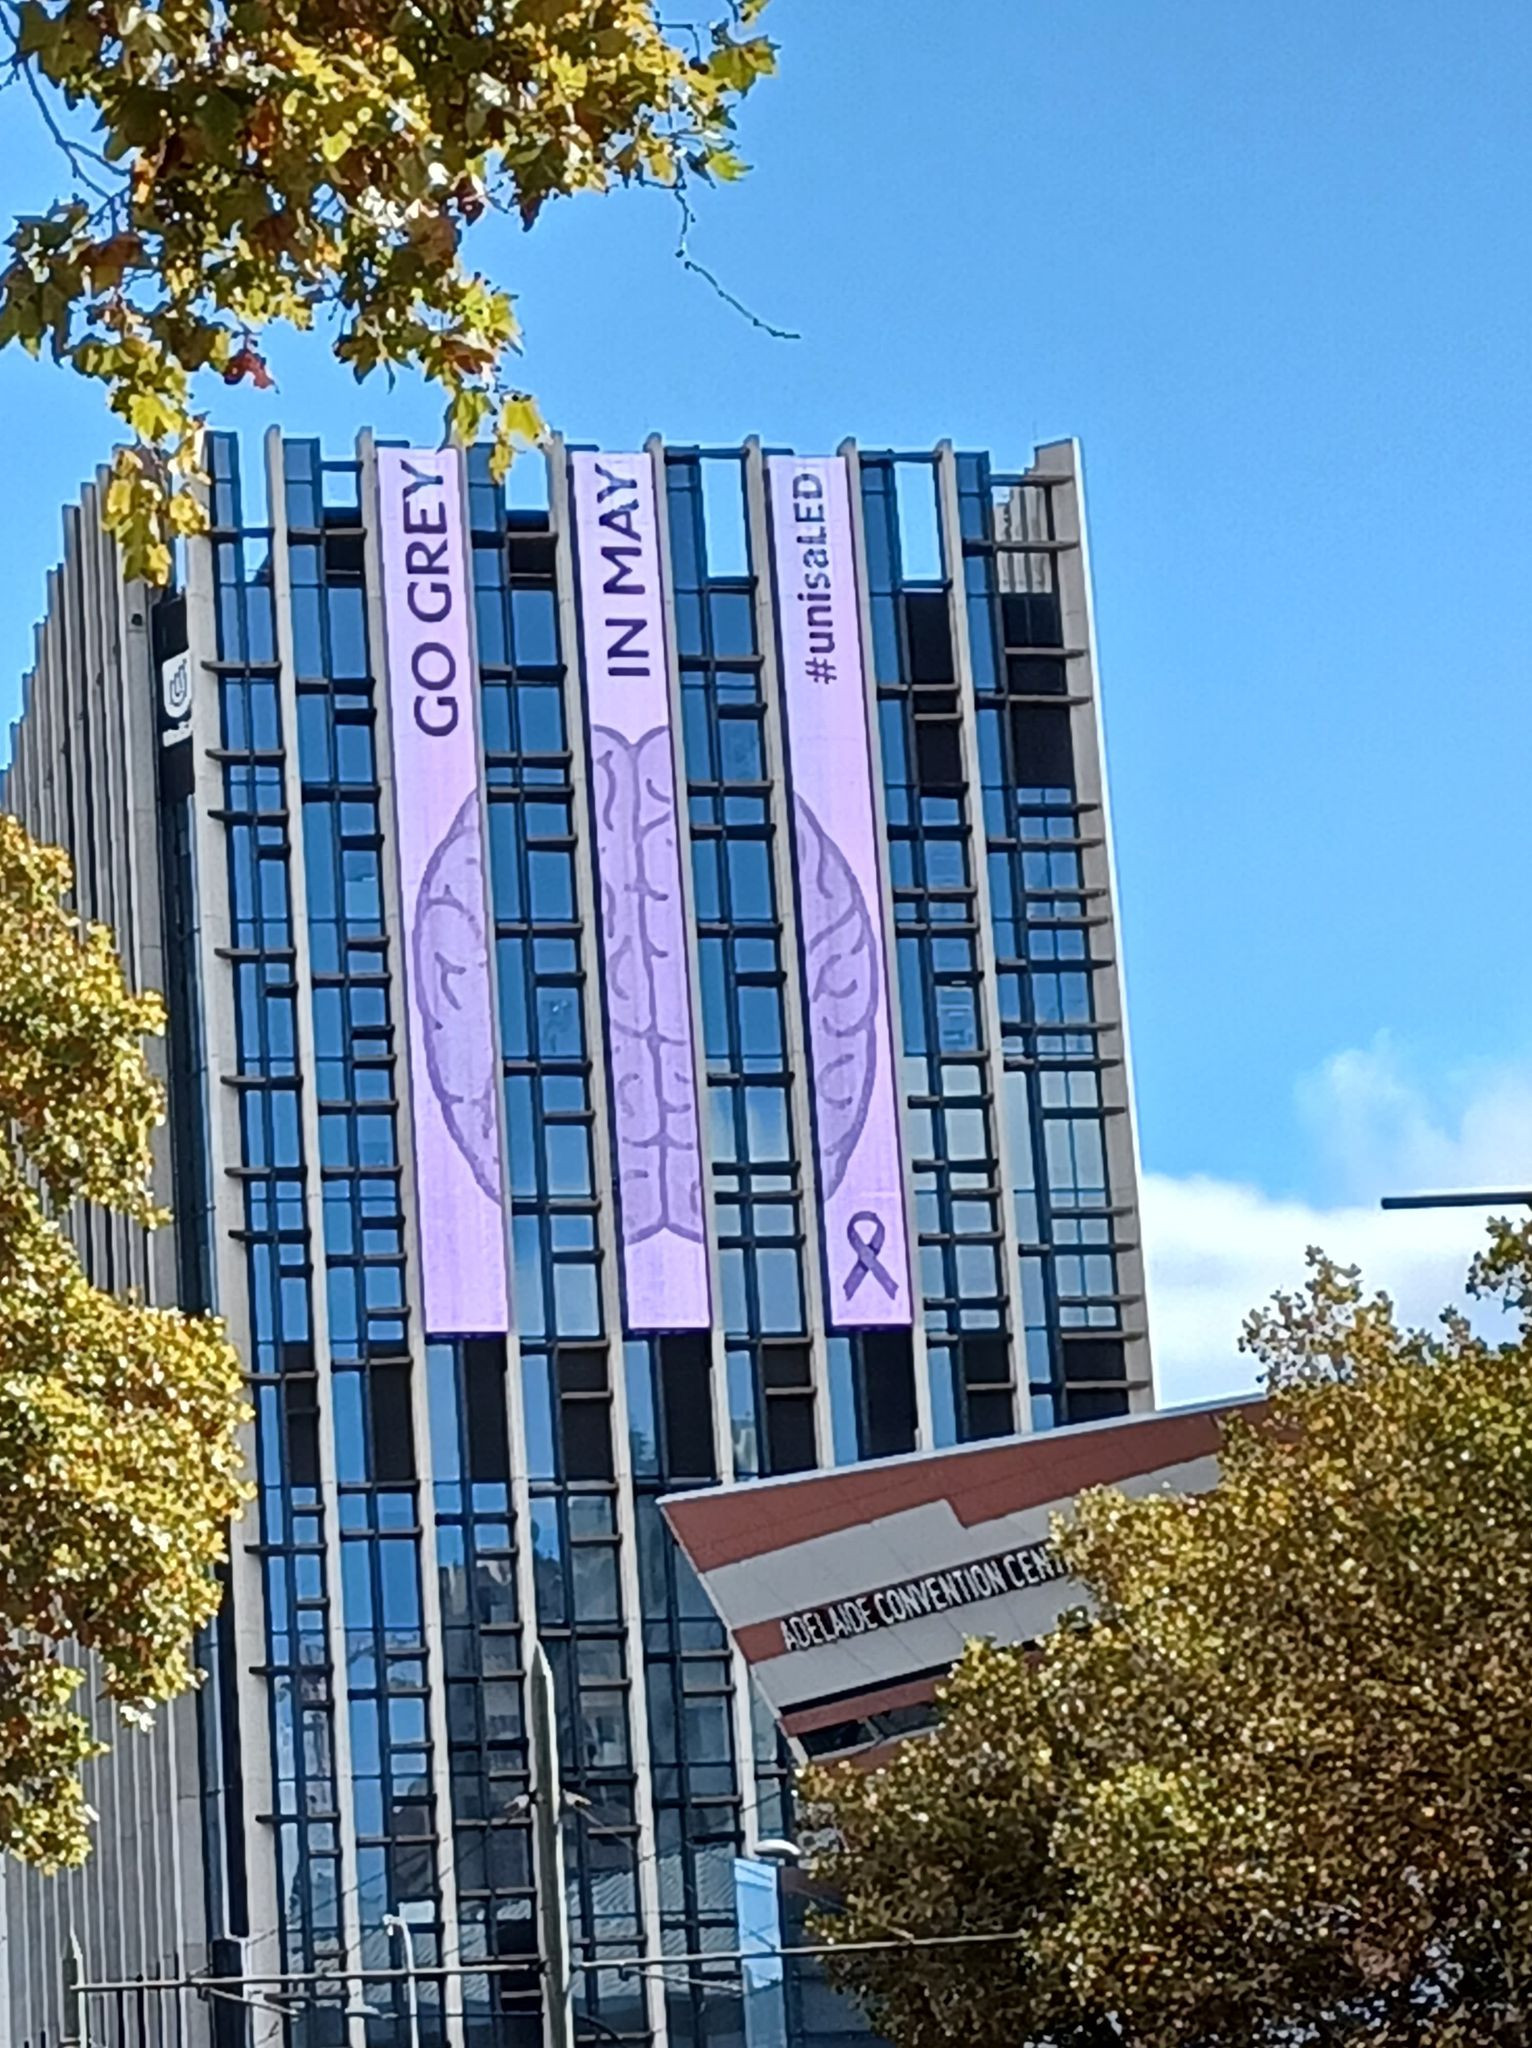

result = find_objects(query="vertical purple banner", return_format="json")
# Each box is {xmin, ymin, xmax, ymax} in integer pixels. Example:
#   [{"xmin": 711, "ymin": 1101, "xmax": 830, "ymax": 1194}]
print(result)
[
  {"xmin": 768, "ymin": 455, "xmax": 912, "ymax": 1328},
  {"xmin": 378, "ymin": 447, "xmax": 509, "ymax": 1335},
  {"xmin": 571, "ymin": 452, "xmax": 711, "ymax": 1332}
]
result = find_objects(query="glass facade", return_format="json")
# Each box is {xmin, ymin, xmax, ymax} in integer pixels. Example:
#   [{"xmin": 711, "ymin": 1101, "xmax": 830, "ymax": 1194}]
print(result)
[
  {"xmin": 288, "ymin": 441, "xmax": 447, "ymax": 2038},
  {"xmin": 958, "ymin": 455, "xmax": 1141, "ymax": 1425},
  {"xmin": 1, "ymin": 429, "xmax": 1149, "ymax": 2048},
  {"xmin": 670, "ymin": 452, "xmax": 817, "ymax": 1483},
  {"xmin": 861, "ymin": 456, "xmax": 1015, "ymax": 1446},
  {"xmin": 472, "ymin": 448, "xmax": 650, "ymax": 2048},
  {"xmin": 209, "ymin": 435, "xmax": 348, "ymax": 2014}
]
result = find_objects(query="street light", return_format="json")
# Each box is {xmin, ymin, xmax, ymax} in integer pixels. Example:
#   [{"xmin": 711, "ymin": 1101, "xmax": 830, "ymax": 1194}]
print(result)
[
  {"xmin": 749, "ymin": 1839, "xmax": 802, "ymax": 1866},
  {"xmin": 382, "ymin": 1914, "xmax": 421, "ymax": 2048}
]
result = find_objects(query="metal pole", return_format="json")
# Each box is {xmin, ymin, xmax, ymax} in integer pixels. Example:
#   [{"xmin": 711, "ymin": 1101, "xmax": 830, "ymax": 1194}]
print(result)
[
  {"xmin": 529, "ymin": 1642, "xmax": 574, "ymax": 2048},
  {"xmin": 383, "ymin": 1915, "xmax": 422, "ymax": 2048},
  {"xmin": 61, "ymin": 1930, "xmax": 85, "ymax": 2048}
]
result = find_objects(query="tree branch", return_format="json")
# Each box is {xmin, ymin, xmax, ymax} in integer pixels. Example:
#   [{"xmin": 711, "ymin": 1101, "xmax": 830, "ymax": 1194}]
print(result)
[
  {"xmin": 673, "ymin": 182, "xmax": 799, "ymax": 342},
  {"xmin": 2, "ymin": 9, "xmax": 124, "ymax": 205}
]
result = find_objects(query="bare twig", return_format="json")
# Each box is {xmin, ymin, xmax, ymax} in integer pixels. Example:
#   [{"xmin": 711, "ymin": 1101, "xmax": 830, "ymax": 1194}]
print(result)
[
  {"xmin": 673, "ymin": 182, "xmax": 799, "ymax": 342},
  {"xmin": 2, "ymin": 5, "xmax": 125, "ymax": 205},
  {"xmin": 658, "ymin": 18, "xmax": 707, "ymax": 61}
]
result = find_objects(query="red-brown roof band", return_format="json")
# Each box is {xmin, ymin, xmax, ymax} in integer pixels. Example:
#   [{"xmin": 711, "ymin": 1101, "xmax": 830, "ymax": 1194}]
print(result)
[{"xmin": 664, "ymin": 1400, "xmax": 1252, "ymax": 1574}]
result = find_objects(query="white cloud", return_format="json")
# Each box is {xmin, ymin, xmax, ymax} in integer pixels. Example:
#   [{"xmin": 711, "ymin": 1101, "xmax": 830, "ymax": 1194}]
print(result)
[
  {"xmin": 1144, "ymin": 1041, "xmax": 1532, "ymax": 1411},
  {"xmin": 1296, "ymin": 1034, "xmax": 1532, "ymax": 1204},
  {"xmin": 1142, "ymin": 1174, "xmax": 1496, "ymax": 1408}
]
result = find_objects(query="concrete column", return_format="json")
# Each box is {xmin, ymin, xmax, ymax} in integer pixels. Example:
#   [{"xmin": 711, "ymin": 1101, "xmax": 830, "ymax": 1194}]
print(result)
[
  {"xmin": 936, "ymin": 442, "xmax": 1033, "ymax": 1433},
  {"xmin": 1033, "ymin": 441, "xmax": 1153, "ymax": 1406},
  {"xmin": 261, "ymin": 425, "xmax": 368, "ymax": 2042},
  {"xmin": 181, "ymin": 474, "xmax": 287, "ymax": 2033}
]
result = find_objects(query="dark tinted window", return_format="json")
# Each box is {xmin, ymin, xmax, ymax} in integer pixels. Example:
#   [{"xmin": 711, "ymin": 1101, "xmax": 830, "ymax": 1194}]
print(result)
[
  {"xmin": 904, "ymin": 590, "xmax": 953, "ymax": 682},
  {"xmin": 1062, "ymin": 1335, "xmax": 1127, "ymax": 1384},
  {"xmin": 369, "ymin": 1361, "xmax": 416, "ymax": 1482},
  {"xmin": 861, "ymin": 1330, "xmax": 918, "ymax": 1460},
  {"xmin": 1011, "ymin": 703, "xmax": 1075, "ymax": 792},
  {"xmin": 765, "ymin": 1395, "xmax": 817, "ymax": 1475},
  {"xmin": 1007, "ymin": 653, "xmax": 1067, "ymax": 696},
  {"xmin": 659, "ymin": 1335, "xmax": 716, "ymax": 1481},
  {"xmin": 560, "ymin": 1399, "xmax": 615, "ymax": 1482},
  {"xmin": 464, "ymin": 1338, "xmax": 511, "ymax": 1482},
  {"xmin": 284, "ymin": 1375, "xmax": 320, "ymax": 1488},
  {"xmin": 1064, "ymin": 1386, "xmax": 1131, "ymax": 1424},
  {"xmin": 1001, "ymin": 590, "xmax": 1062, "ymax": 650},
  {"xmin": 915, "ymin": 719, "xmax": 964, "ymax": 792}
]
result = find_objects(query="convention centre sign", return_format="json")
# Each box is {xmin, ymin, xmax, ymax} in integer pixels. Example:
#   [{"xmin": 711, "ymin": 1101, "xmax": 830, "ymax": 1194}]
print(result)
[{"xmin": 663, "ymin": 1399, "xmax": 1256, "ymax": 1761}]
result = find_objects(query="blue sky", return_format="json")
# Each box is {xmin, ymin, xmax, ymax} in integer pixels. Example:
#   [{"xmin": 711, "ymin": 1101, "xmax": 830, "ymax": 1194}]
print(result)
[{"xmin": 3, "ymin": 0, "xmax": 1530, "ymax": 1395}]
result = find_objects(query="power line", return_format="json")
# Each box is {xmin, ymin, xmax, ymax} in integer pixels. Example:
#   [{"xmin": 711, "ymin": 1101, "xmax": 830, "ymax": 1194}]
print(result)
[
  {"xmin": 232, "ymin": 1760, "xmax": 784, "ymax": 1980},
  {"xmin": 228, "ymin": 1782, "xmax": 681, "ymax": 1971},
  {"xmin": 78, "ymin": 1928, "xmax": 1036, "ymax": 1996}
]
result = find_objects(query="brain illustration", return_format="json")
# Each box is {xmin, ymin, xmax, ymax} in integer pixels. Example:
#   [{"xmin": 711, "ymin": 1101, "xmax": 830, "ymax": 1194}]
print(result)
[
  {"xmin": 412, "ymin": 794, "xmax": 503, "ymax": 1205},
  {"xmin": 590, "ymin": 725, "xmax": 704, "ymax": 1246},
  {"xmin": 793, "ymin": 794, "xmax": 879, "ymax": 1200}
]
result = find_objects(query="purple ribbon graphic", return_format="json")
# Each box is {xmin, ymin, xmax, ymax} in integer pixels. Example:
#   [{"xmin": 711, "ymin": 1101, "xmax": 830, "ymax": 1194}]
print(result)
[
  {"xmin": 843, "ymin": 1211, "xmax": 899, "ymax": 1302},
  {"xmin": 769, "ymin": 455, "xmax": 911, "ymax": 1328}
]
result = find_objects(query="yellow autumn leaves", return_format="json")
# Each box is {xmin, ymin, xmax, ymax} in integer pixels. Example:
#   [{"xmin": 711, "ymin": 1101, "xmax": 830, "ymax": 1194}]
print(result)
[
  {"xmin": 809, "ymin": 1237, "xmax": 1532, "ymax": 2047},
  {"xmin": 0, "ymin": 0, "xmax": 777, "ymax": 580},
  {"xmin": 0, "ymin": 817, "xmax": 247, "ymax": 1866}
]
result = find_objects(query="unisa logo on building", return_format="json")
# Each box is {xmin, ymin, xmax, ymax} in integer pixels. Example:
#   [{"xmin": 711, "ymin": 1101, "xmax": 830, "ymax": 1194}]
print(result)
[{"xmin": 160, "ymin": 650, "xmax": 193, "ymax": 743}]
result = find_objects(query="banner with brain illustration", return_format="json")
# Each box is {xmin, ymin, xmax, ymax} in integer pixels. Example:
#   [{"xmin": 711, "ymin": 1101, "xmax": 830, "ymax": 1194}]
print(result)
[
  {"xmin": 768, "ymin": 455, "xmax": 912, "ymax": 1329},
  {"xmin": 378, "ymin": 447, "xmax": 510, "ymax": 1335},
  {"xmin": 571, "ymin": 452, "xmax": 711, "ymax": 1332}
]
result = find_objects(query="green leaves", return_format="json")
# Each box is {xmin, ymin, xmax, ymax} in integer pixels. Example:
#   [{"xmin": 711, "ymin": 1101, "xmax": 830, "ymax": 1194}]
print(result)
[
  {"xmin": 107, "ymin": 84, "xmax": 170, "ymax": 153},
  {"xmin": 0, "ymin": 0, "xmax": 777, "ymax": 577},
  {"xmin": 810, "ymin": 1239, "xmax": 1532, "ymax": 2047},
  {"xmin": 0, "ymin": 818, "xmax": 165, "ymax": 1218},
  {"xmin": 705, "ymin": 29, "xmax": 776, "ymax": 96},
  {"xmin": 0, "ymin": 819, "xmax": 248, "ymax": 1868}
]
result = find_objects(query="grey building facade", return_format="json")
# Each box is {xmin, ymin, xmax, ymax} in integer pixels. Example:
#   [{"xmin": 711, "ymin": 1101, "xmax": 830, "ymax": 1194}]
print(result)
[{"xmin": 1, "ymin": 430, "xmax": 1152, "ymax": 2048}]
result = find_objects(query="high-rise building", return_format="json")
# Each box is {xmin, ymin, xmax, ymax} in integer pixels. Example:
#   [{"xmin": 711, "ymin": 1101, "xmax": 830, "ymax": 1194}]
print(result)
[{"xmin": 1, "ymin": 430, "xmax": 1152, "ymax": 2048}]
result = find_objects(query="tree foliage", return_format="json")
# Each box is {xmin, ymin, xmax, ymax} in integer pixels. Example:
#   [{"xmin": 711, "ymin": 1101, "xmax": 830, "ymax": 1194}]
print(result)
[
  {"xmin": 0, "ymin": 0, "xmax": 775, "ymax": 579},
  {"xmin": 807, "ymin": 1235, "xmax": 1532, "ymax": 2047},
  {"xmin": 0, "ymin": 815, "xmax": 247, "ymax": 1867}
]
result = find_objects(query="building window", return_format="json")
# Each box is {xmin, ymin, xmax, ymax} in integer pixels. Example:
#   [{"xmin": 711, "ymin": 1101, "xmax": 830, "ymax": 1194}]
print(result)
[
  {"xmin": 209, "ymin": 432, "xmax": 345, "ymax": 1992},
  {"xmin": 669, "ymin": 451, "xmax": 817, "ymax": 1482},
  {"xmin": 862, "ymin": 454, "xmax": 1015, "ymax": 1445},
  {"xmin": 959, "ymin": 450, "xmax": 1134, "ymax": 1427},
  {"xmin": 286, "ymin": 439, "xmax": 444, "ymax": 2033},
  {"xmin": 474, "ymin": 448, "xmax": 646, "ymax": 2047}
]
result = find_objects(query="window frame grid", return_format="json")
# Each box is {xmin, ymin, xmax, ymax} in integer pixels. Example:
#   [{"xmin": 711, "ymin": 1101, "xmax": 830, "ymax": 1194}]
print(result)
[
  {"xmin": 209, "ymin": 433, "xmax": 347, "ymax": 1991},
  {"xmin": 471, "ymin": 453, "xmax": 648, "ymax": 2047},
  {"xmin": 668, "ymin": 453, "xmax": 816, "ymax": 1487},
  {"xmin": 426, "ymin": 1336, "xmax": 543, "ymax": 2048},
  {"xmin": 860, "ymin": 454, "xmax": 1017, "ymax": 1446},
  {"xmin": 959, "ymin": 449, "xmax": 1134, "ymax": 1427},
  {"xmin": 284, "ymin": 439, "xmax": 447, "ymax": 2024}
]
